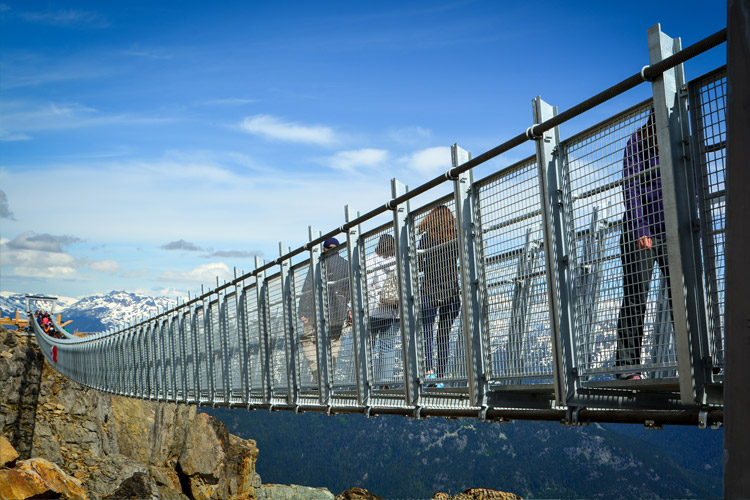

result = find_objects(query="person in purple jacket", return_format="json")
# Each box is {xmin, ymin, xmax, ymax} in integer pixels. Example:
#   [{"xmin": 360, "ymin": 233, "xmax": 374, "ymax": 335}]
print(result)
[{"xmin": 616, "ymin": 111, "xmax": 672, "ymax": 380}]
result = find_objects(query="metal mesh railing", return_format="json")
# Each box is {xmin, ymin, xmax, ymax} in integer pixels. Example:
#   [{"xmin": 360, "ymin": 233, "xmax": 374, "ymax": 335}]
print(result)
[
  {"xmin": 28, "ymin": 27, "xmax": 728, "ymax": 422},
  {"xmin": 266, "ymin": 274, "xmax": 289, "ymax": 397},
  {"xmin": 562, "ymin": 101, "xmax": 677, "ymax": 379},
  {"xmin": 362, "ymin": 224, "xmax": 402, "ymax": 387},
  {"xmin": 410, "ymin": 197, "xmax": 467, "ymax": 387},
  {"xmin": 475, "ymin": 157, "xmax": 553, "ymax": 383},
  {"xmin": 689, "ymin": 68, "xmax": 726, "ymax": 371},
  {"xmin": 321, "ymin": 244, "xmax": 356, "ymax": 390}
]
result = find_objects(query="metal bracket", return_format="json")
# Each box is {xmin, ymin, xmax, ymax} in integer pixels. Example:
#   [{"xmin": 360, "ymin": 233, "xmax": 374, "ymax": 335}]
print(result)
[
  {"xmin": 526, "ymin": 125, "xmax": 542, "ymax": 140},
  {"xmin": 563, "ymin": 406, "xmax": 587, "ymax": 426},
  {"xmin": 478, "ymin": 405, "xmax": 488, "ymax": 422},
  {"xmin": 644, "ymin": 419, "xmax": 663, "ymax": 430},
  {"xmin": 413, "ymin": 406, "xmax": 424, "ymax": 420},
  {"xmin": 698, "ymin": 409, "xmax": 708, "ymax": 429}
]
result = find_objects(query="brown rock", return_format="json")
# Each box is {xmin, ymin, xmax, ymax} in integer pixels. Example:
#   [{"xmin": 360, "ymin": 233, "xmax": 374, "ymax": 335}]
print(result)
[
  {"xmin": 433, "ymin": 488, "xmax": 523, "ymax": 500},
  {"xmin": 336, "ymin": 486, "xmax": 384, "ymax": 499},
  {"xmin": 0, "ymin": 457, "xmax": 87, "ymax": 499},
  {"xmin": 0, "ymin": 435, "xmax": 19, "ymax": 466}
]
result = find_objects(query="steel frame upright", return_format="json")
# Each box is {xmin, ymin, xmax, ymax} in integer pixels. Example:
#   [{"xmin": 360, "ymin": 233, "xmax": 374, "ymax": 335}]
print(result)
[
  {"xmin": 532, "ymin": 96, "xmax": 576, "ymax": 407},
  {"xmin": 648, "ymin": 24, "xmax": 710, "ymax": 405},
  {"xmin": 308, "ymin": 226, "xmax": 331, "ymax": 405},
  {"xmin": 452, "ymin": 145, "xmax": 489, "ymax": 410},
  {"xmin": 345, "ymin": 206, "xmax": 370, "ymax": 407},
  {"xmin": 279, "ymin": 242, "xmax": 297, "ymax": 406}
]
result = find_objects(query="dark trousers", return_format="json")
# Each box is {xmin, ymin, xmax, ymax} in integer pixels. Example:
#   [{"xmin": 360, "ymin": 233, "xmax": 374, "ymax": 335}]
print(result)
[
  {"xmin": 421, "ymin": 295, "xmax": 461, "ymax": 378},
  {"xmin": 616, "ymin": 234, "xmax": 672, "ymax": 367}
]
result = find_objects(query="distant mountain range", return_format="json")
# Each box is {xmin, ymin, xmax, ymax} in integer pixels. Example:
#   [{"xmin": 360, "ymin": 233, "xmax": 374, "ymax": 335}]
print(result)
[
  {"xmin": 0, "ymin": 289, "xmax": 724, "ymax": 499},
  {"xmin": 0, "ymin": 290, "xmax": 173, "ymax": 334}
]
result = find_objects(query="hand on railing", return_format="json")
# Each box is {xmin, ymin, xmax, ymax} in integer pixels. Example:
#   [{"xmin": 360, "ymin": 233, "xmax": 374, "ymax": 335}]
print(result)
[{"xmin": 638, "ymin": 235, "xmax": 653, "ymax": 251}]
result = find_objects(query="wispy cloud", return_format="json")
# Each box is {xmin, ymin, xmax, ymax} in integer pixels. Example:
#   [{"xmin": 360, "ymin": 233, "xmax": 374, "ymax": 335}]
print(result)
[
  {"xmin": 239, "ymin": 114, "xmax": 337, "ymax": 145},
  {"xmin": 1, "ymin": 101, "xmax": 172, "ymax": 134},
  {"xmin": 159, "ymin": 262, "xmax": 234, "ymax": 284},
  {"xmin": 87, "ymin": 259, "xmax": 122, "ymax": 274},
  {"xmin": 17, "ymin": 8, "xmax": 109, "ymax": 29},
  {"xmin": 0, "ymin": 191, "xmax": 15, "ymax": 220},
  {"xmin": 119, "ymin": 47, "xmax": 174, "ymax": 60},
  {"xmin": 162, "ymin": 240, "xmax": 203, "ymax": 251},
  {"xmin": 202, "ymin": 98, "xmax": 258, "ymax": 106},
  {"xmin": 0, "ymin": 131, "xmax": 31, "ymax": 142},
  {"xmin": 326, "ymin": 148, "xmax": 389, "ymax": 172},
  {"xmin": 206, "ymin": 250, "xmax": 260, "ymax": 259},
  {"xmin": 387, "ymin": 126, "xmax": 432, "ymax": 146}
]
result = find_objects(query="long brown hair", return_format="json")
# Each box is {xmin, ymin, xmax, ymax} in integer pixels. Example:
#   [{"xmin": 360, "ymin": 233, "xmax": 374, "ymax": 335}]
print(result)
[{"xmin": 418, "ymin": 205, "xmax": 457, "ymax": 243}]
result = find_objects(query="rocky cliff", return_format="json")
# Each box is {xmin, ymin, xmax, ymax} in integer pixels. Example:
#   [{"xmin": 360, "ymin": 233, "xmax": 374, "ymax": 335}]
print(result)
[{"xmin": 0, "ymin": 327, "xmax": 332, "ymax": 499}]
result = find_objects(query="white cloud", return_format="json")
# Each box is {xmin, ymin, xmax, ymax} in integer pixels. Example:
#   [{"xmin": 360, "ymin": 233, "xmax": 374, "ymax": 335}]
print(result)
[
  {"xmin": 239, "ymin": 114, "xmax": 336, "ymax": 145},
  {"xmin": 326, "ymin": 148, "xmax": 389, "ymax": 172},
  {"xmin": 400, "ymin": 146, "xmax": 451, "ymax": 176},
  {"xmin": 88, "ymin": 259, "xmax": 121, "ymax": 274},
  {"xmin": 159, "ymin": 262, "xmax": 234, "ymax": 285},
  {"xmin": 7, "ymin": 232, "xmax": 81, "ymax": 252}
]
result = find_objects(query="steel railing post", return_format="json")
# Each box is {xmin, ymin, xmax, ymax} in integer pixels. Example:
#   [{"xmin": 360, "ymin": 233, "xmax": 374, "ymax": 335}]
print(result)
[
  {"xmin": 532, "ymin": 96, "xmax": 577, "ymax": 406},
  {"xmin": 391, "ymin": 179, "xmax": 421, "ymax": 407},
  {"xmin": 255, "ymin": 256, "xmax": 271, "ymax": 406},
  {"xmin": 279, "ymin": 243, "xmax": 297, "ymax": 406},
  {"xmin": 452, "ymin": 144, "xmax": 488, "ymax": 409},
  {"xmin": 345, "ymin": 206, "xmax": 369, "ymax": 407},
  {"xmin": 648, "ymin": 24, "xmax": 709, "ymax": 404}
]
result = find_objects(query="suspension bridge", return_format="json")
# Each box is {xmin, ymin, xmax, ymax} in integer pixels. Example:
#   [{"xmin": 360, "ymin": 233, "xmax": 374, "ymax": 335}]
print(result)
[{"xmin": 23, "ymin": 20, "xmax": 750, "ymax": 495}]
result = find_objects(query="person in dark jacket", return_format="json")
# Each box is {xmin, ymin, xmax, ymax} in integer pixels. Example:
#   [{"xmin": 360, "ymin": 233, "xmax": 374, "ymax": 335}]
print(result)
[
  {"xmin": 298, "ymin": 237, "xmax": 351, "ymax": 384},
  {"xmin": 616, "ymin": 111, "xmax": 672, "ymax": 380},
  {"xmin": 418, "ymin": 205, "xmax": 461, "ymax": 381}
]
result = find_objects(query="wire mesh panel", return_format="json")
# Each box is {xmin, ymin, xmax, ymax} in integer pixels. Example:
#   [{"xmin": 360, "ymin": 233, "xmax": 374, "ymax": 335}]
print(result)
[
  {"xmin": 182, "ymin": 311, "xmax": 196, "ymax": 401},
  {"xmin": 293, "ymin": 261, "xmax": 319, "ymax": 392},
  {"xmin": 224, "ymin": 291, "xmax": 244, "ymax": 404},
  {"xmin": 171, "ymin": 315, "xmax": 184, "ymax": 400},
  {"xmin": 562, "ymin": 101, "xmax": 677, "ymax": 379},
  {"xmin": 243, "ymin": 284, "xmax": 263, "ymax": 401},
  {"xmin": 320, "ymin": 243, "xmax": 355, "ymax": 390},
  {"xmin": 155, "ymin": 320, "xmax": 166, "ymax": 399},
  {"xmin": 194, "ymin": 305, "xmax": 210, "ymax": 402},
  {"xmin": 689, "ymin": 68, "xmax": 726, "ymax": 370},
  {"xmin": 265, "ymin": 274, "xmax": 289, "ymax": 396},
  {"xmin": 208, "ymin": 300, "xmax": 224, "ymax": 401},
  {"xmin": 475, "ymin": 157, "xmax": 553, "ymax": 383},
  {"xmin": 410, "ymin": 196, "xmax": 467, "ymax": 387},
  {"xmin": 362, "ymin": 225, "xmax": 403, "ymax": 387}
]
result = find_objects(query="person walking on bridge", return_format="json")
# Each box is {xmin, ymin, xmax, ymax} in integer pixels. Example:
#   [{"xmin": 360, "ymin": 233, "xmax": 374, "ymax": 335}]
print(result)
[
  {"xmin": 298, "ymin": 237, "xmax": 351, "ymax": 386},
  {"xmin": 616, "ymin": 110, "xmax": 673, "ymax": 380},
  {"xmin": 417, "ymin": 205, "xmax": 461, "ymax": 382}
]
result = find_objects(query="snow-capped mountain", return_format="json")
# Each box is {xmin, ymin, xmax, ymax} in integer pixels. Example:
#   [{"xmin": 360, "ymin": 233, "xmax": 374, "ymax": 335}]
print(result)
[{"xmin": 0, "ymin": 290, "xmax": 174, "ymax": 334}]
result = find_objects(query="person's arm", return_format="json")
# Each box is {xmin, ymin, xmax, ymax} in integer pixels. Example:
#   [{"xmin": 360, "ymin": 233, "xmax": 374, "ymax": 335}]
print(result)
[{"xmin": 623, "ymin": 133, "xmax": 652, "ymax": 249}]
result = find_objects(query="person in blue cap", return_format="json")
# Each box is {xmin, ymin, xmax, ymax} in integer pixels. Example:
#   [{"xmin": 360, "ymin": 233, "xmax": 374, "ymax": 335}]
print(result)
[{"xmin": 298, "ymin": 237, "xmax": 351, "ymax": 386}]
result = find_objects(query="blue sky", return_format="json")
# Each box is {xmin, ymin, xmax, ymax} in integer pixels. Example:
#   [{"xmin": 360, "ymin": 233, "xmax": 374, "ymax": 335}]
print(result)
[{"xmin": 0, "ymin": 1, "xmax": 726, "ymax": 299}]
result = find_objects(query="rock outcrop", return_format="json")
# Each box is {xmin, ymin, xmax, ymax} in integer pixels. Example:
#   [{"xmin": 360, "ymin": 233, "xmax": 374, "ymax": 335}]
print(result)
[
  {"xmin": 0, "ymin": 435, "xmax": 86, "ymax": 499},
  {"xmin": 432, "ymin": 488, "xmax": 523, "ymax": 500},
  {"xmin": 0, "ymin": 328, "xmax": 264, "ymax": 499}
]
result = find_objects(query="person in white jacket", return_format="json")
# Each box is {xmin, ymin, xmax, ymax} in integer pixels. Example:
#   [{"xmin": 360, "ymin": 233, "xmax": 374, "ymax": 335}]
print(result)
[{"xmin": 366, "ymin": 234, "xmax": 401, "ymax": 384}]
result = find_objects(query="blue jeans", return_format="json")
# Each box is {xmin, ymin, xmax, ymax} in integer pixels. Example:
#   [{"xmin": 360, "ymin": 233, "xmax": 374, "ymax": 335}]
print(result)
[
  {"xmin": 421, "ymin": 295, "xmax": 461, "ymax": 378},
  {"xmin": 370, "ymin": 317, "xmax": 400, "ymax": 383}
]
